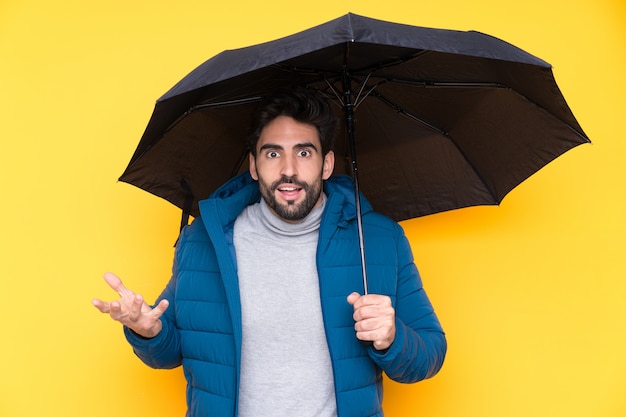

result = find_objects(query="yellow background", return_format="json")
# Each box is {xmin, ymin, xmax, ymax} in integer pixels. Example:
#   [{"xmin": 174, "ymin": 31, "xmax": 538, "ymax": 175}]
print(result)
[{"xmin": 1, "ymin": 0, "xmax": 625, "ymax": 416}]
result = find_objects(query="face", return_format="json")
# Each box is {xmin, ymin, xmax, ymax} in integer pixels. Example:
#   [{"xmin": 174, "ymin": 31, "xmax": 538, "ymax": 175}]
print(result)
[{"xmin": 249, "ymin": 115, "xmax": 335, "ymax": 223}]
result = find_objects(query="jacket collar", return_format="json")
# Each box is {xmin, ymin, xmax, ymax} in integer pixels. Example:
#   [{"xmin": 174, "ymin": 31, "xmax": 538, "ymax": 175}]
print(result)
[{"xmin": 197, "ymin": 171, "xmax": 373, "ymax": 229}]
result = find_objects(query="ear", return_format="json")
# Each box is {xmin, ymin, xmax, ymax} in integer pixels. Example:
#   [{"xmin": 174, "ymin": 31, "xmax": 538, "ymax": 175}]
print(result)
[
  {"xmin": 322, "ymin": 150, "xmax": 335, "ymax": 180},
  {"xmin": 249, "ymin": 152, "xmax": 258, "ymax": 180}
]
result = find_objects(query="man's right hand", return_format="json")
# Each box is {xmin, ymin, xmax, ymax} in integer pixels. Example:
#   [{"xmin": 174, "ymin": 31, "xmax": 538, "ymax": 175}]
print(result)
[{"xmin": 92, "ymin": 272, "xmax": 169, "ymax": 338}]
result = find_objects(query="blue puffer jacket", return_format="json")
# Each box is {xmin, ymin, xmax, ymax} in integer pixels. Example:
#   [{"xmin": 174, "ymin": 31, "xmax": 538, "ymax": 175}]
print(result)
[{"xmin": 125, "ymin": 172, "xmax": 446, "ymax": 417}]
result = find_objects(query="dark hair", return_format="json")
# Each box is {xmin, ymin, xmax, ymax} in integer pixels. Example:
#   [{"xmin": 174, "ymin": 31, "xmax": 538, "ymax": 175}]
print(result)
[{"xmin": 248, "ymin": 88, "xmax": 339, "ymax": 156}]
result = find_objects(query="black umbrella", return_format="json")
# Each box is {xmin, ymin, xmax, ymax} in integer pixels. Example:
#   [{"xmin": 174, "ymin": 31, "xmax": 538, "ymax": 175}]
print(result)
[{"xmin": 120, "ymin": 13, "xmax": 589, "ymax": 293}]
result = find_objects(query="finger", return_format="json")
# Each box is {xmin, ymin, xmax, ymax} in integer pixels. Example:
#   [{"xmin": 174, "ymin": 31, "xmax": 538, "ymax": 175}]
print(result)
[
  {"xmin": 358, "ymin": 305, "xmax": 395, "ymax": 325},
  {"xmin": 108, "ymin": 300, "xmax": 126, "ymax": 320},
  {"xmin": 349, "ymin": 293, "xmax": 385, "ymax": 311},
  {"xmin": 354, "ymin": 326, "xmax": 379, "ymax": 345},
  {"xmin": 356, "ymin": 315, "xmax": 390, "ymax": 334},
  {"xmin": 356, "ymin": 328, "xmax": 376, "ymax": 340},
  {"xmin": 354, "ymin": 316, "xmax": 372, "ymax": 332},
  {"xmin": 360, "ymin": 294, "xmax": 391, "ymax": 307},
  {"xmin": 128, "ymin": 294, "xmax": 144, "ymax": 321},
  {"xmin": 103, "ymin": 272, "xmax": 128, "ymax": 295},
  {"xmin": 92, "ymin": 298, "xmax": 111, "ymax": 313},
  {"xmin": 355, "ymin": 323, "xmax": 393, "ymax": 349},
  {"xmin": 358, "ymin": 295, "xmax": 392, "ymax": 315},
  {"xmin": 353, "ymin": 303, "xmax": 377, "ymax": 321}
]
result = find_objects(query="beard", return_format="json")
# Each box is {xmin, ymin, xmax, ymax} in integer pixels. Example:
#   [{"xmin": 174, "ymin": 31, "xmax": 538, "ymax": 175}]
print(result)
[{"xmin": 258, "ymin": 174, "xmax": 323, "ymax": 222}]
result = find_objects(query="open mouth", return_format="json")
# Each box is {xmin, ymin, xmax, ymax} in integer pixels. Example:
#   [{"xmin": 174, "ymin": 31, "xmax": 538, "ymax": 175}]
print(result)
[{"xmin": 277, "ymin": 184, "xmax": 303, "ymax": 200}]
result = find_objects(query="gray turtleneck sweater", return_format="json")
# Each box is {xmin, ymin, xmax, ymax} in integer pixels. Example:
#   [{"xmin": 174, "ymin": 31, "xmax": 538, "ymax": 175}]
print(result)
[{"xmin": 233, "ymin": 195, "xmax": 337, "ymax": 417}]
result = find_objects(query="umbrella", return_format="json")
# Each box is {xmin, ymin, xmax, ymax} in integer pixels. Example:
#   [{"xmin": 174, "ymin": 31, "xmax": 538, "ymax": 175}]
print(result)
[{"xmin": 119, "ymin": 13, "xmax": 589, "ymax": 293}]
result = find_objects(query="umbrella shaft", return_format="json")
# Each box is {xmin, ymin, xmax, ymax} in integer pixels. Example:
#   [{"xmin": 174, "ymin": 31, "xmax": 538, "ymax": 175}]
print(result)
[{"xmin": 343, "ymin": 71, "xmax": 369, "ymax": 295}]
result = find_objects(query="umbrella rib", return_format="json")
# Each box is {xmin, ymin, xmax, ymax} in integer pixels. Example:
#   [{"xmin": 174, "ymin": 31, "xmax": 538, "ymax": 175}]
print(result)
[
  {"xmin": 123, "ymin": 96, "xmax": 264, "ymax": 173},
  {"xmin": 275, "ymin": 50, "xmax": 432, "ymax": 81},
  {"xmin": 349, "ymin": 49, "xmax": 434, "ymax": 75},
  {"xmin": 353, "ymin": 76, "xmax": 385, "ymax": 108},
  {"xmin": 353, "ymin": 73, "xmax": 373, "ymax": 106},
  {"xmin": 309, "ymin": 71, "xmax": 384, "ymax": 110},
  {"xmin": 372, "ymin": 92, "xmax": 448, "ymax": 136},
  {"xmin": 164, "ymin": 96, "xmax": 264, "ymax": 135},
  {"xmin": 316, "ymin": 80, "xmax": 345, "ymax": 110},
  {"xmin": 379, "ymin": 77, "xmax": 590, "ymax": 143},
  {"xmin": 372, "ymin": 92, "xmax": 501, "ymax": 204},
  {"xmin": 368, "ymin": 76, "xmax": 508, "ymax": 90}
]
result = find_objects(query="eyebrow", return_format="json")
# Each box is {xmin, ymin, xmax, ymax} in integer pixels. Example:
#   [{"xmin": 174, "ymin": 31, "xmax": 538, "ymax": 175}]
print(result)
[{"xmin": 259, "ymin": 142, "xmax": 319, "ymax": 153}]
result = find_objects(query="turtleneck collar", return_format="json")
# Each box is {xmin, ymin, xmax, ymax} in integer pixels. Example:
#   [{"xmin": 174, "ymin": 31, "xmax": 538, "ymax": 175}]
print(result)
[{"xmin": 258, "ymin": 193, "xmax": 326, "ymax": 238}]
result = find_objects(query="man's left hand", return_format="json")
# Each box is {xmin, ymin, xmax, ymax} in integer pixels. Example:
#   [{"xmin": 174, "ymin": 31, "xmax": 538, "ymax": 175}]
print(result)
[{"xmin": 347, "ymin": 292, "xmax": 396, "ymax": 351}]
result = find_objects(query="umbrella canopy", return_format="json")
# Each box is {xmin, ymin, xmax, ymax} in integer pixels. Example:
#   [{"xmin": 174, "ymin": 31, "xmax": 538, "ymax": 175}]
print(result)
[{"xmin": 120, "ymin": 12, "xmax": 589, "ymax": 223}]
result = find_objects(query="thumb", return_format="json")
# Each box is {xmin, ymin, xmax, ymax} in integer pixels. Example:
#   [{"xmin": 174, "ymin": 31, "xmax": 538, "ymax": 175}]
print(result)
[
  {"xmin": 152, "ymin": 299, "xmax": 170, "ymax": 318},
  {"xmin": 347, "ymin": 292, "xmax": 361, "ymax": 305}
]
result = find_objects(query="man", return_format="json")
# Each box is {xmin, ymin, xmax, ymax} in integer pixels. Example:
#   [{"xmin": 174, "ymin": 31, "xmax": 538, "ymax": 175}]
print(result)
[{"xmin": 93, "ymin": 89, "xmax": 446, "ymax": 416}]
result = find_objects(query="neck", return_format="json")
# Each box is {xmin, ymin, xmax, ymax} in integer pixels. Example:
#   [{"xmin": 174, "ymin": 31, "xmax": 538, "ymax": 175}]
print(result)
[{"xmin": 259, "ymin": 194, "xmax": 326, "ymax": 237}]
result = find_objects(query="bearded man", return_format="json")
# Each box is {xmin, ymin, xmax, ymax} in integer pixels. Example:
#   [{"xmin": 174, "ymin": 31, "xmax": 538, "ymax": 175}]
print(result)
[{"xmin": 93, "ymin": 88, "xmax": 446, "ymax": 417}]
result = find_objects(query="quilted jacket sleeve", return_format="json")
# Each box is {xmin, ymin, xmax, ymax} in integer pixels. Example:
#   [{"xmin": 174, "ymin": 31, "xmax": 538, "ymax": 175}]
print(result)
[
  {"xmin": 368, "ymin": 224, "xmax": 447, "ymax": 383},
  {"xmin": 123, "ymin": 232, "xmax": 186, "ymax": 369}
]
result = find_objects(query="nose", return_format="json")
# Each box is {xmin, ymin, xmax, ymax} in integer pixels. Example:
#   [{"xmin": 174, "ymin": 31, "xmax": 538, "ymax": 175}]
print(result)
[{"xmin": 280, "ymin": 153, "xmax": 297, "ymax": 177}]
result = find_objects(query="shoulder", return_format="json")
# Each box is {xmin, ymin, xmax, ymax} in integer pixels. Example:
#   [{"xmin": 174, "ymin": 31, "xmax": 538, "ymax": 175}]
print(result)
[
  {"xmin": 175, "ymin": 217, "xmax": 212, "ymax": 254},
  {"xmin": 363, "ymin": 210, "xmax": 405, "ymax": 238},
  {"xmin": 181, "ymin": 217, "xmax": 210, "ymax": 240}
]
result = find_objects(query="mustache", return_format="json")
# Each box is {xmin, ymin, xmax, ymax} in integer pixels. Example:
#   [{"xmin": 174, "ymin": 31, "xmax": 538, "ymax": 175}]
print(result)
[{"xmin": 270, "ymin": 175, "xmax": 308, "ymax": 191}]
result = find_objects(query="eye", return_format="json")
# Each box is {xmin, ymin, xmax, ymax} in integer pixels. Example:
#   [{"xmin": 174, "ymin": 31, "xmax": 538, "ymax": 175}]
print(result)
[
  {"xmin": 266, "ymin": 150, "xmax": 280, "ymax": 159},
  {"xmin": 297, "ymin": 149, "xmax": 312, "ymax": 158}
]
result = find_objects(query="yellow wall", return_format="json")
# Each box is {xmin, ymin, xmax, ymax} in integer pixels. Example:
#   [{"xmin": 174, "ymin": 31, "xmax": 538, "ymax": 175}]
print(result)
[{"xmin": 1, "ymin": 0, "xmax": 624, "ymax": 416}]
